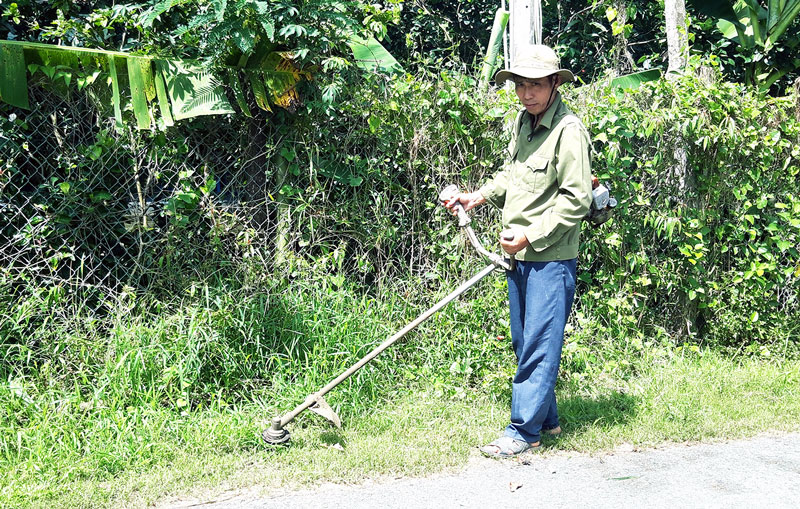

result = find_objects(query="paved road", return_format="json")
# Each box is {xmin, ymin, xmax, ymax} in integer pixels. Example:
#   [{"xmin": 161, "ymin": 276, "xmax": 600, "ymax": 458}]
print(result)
[{"xmin": 173, "ymin": 433, "xmax": 800, "ymax": 509}]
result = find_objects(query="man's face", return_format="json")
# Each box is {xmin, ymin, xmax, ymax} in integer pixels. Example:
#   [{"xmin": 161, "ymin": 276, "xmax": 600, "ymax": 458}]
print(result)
[{"xmin": 514, "ymin": 76, "xmax": 560, "ymax": 116}]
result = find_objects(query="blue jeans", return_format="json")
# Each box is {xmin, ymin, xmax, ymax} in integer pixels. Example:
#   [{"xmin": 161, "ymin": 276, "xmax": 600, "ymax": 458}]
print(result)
[{"xmin": 503, "ymin": 258, "xmax": 576, "ymax": 444}]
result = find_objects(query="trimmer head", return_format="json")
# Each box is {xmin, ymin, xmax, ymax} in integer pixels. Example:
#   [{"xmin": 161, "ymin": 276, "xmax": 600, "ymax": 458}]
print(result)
[
  {"xmin": 261, "ymin": 395, "xmax": 341, "ymax": 445},
  {"xmin": 262, "ymin": 417, "xmax": 291, "ymax": 445}
]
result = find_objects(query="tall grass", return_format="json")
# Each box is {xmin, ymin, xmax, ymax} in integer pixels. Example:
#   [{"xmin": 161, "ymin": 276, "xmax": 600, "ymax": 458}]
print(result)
[
  {"xmin": 2, "ymin": 267, "xmax": 799, "ymax": 507},
  {"xmin": 0, "ymin": 263, "xmax": 506, "ymax": 495}
]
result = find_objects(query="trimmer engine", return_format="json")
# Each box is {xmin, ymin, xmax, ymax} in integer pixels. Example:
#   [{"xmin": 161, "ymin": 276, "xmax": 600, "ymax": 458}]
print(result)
[{"xmin": 585, "ymin": 176, "xmax": 617, "ymax": 226}]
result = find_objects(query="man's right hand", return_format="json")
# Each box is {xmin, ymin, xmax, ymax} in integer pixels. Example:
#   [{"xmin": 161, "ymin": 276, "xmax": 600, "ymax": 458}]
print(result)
[{"xmin": 444, "ymin": 191, "xmax": 486, "ymax": 214}]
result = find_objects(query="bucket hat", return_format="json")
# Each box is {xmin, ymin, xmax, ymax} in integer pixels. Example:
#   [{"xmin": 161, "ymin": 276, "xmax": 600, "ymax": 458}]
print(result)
[{"xmin": 494, "ymin": 45, "xmax": 575, "ymax": 86}]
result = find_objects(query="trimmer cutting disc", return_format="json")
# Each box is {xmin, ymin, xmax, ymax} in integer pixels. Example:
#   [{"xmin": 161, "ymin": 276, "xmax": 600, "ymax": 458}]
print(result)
[{"xmin": 262, "ymin": 418, "xmax": 291, "ymax": 445}]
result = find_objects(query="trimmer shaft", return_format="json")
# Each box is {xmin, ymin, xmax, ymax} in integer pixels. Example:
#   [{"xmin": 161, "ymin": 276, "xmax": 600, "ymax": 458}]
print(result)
[{"xmin": 261, "ymin": 185, "xmax": 513, "ymax": 445}]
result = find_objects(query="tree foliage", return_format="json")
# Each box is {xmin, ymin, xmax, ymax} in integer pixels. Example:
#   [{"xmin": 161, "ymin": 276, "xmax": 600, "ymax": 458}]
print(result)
[
  {"xmin": 140, "ymin": 0, "xmax": 366, "ymax": 67},
  {"xmin": 1, "ymin": 1, "xmax": 401, "ymax": 116},
  {"xmin": 575, "ymin": 55, "xmax": 799, "ymax": 347},
  {"xmin": 687, "ymin": 0, "xmax": 800, "ymax": 91}
]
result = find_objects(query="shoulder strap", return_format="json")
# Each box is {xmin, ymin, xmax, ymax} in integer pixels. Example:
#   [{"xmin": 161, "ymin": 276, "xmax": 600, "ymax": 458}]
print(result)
[
  {"xmin": 507, "ymin": 109, "xmax": 527, "ymax": 158},
  {"xmin": 555, "ymin": 113, "xmax": 595, "ymax": 161},
  {"xmin": 513, "ymin": 109, "xmax": 526, "ymax": 138}
]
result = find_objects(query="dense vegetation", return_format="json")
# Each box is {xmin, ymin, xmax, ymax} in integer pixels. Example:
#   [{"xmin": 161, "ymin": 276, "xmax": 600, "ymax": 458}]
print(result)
[{"xmin": 1, "ymin": 1, "xmax": 799, "ymax": 506}]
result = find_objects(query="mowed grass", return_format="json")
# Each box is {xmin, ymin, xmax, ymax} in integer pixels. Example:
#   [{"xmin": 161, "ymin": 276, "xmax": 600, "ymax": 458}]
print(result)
[{"xmin": 5, "ymin": 349, "xmax": 799, "ymax": 509}]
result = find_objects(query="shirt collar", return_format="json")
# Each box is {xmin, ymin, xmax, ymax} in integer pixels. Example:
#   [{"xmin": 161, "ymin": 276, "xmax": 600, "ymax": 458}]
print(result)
[{"xmin": 536, "ymin": 92, "xmax": 562, "ymax": 131}]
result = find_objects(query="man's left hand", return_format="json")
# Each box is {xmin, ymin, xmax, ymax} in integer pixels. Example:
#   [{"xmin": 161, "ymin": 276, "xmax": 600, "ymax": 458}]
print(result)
[{"xmin": 499, "ymin": 228, "xmax": 529, "ymax": 255}]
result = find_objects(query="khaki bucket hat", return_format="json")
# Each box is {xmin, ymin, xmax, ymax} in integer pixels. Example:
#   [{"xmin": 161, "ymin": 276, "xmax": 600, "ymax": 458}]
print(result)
[{"xmin": 494, "ymin": 45, "xmax": 575, "ymax": 86}]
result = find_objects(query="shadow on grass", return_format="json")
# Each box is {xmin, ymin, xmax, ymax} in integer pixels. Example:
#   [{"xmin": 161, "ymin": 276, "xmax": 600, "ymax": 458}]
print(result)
[
  {"xmin": 540, "ymin": 391, "xmax": 640, "ymax": 448},
  {"xmin": 319, "ymin": 430, "xmax": 348, "ymax": 447}
]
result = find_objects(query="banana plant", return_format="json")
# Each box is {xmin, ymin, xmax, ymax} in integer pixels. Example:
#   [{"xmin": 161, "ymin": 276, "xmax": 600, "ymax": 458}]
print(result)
[
  {"xmin": 688, "ymin": 0, "xmax": 800, "ymax": 90},
  {"xmin": 0, "ymin": 37, "xmax": 398, "ymax": 128},
  {"xmin": 0, "ymin": 40, "xmax": 314, "ymax": 129},
  {"xmin": 1, "ymin": 0, "xmax": 402, "ymax": 127}
]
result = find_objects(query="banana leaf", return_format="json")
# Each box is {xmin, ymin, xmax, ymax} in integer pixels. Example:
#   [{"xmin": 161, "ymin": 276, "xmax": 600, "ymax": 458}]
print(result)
[
  {"xmin": 247, "ymin": 70, "xmax": 272, "ymax": 112},
  {"xmin": 108, "ymin": 56, "xmax": 124, "ymax": 132},
  {"xmin": 227, "ymin": 69, "xmax": 252, "ymax": 118},
  {"xmin": 347, "ymin": 35, "xmax": 402, "ymax": 73},
  {"xmin": 767, "ymin": 0, "xmax": 800, "ymax": 46},
  {"xmin": 127, "ymin": 57, "xmax": 153, "ymax": 129},
  {"xmin": 688, "ymin": 0, "xmax": 749, "ymax": 43},
  {"xmin": 481, "ymin": 9, "xmax": 510, "ymax": 86},
  {"xmin": 0, "ymin": 40, "xmax": 314, "ymax": 125},
  {"xmin": 260, "ymin": 52, "xmax": 307, "ymax": 112},
  {"xmin": 610, "ymin": 69, "xmax": 662, "ymax": 90},
  {"xmin": 40, "ymin": 48, "xmax": 80, "ymax": 71},
  {"xmin": 153, "ymin": 63, "xmax": 175, "ymax": 127},
  {"xmin": 0, "ymin": 43, "xmax": 29, "ymax": 109}
]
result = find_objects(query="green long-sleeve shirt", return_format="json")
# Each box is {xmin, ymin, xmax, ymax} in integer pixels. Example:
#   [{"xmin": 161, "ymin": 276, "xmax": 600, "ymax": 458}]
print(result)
[{"xmin": 478, "ymin": 93, "xmax": 592, "ymax": 262}]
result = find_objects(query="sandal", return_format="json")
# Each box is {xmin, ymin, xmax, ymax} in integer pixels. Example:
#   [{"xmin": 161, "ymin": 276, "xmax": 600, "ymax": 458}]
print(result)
[
  {"xmin": 543, "ymin": 425, "xmax": 562, "ymax": 436},
  {"xmin": 480, "ymin": 436, "xmax": 541, "ymax": 458}
]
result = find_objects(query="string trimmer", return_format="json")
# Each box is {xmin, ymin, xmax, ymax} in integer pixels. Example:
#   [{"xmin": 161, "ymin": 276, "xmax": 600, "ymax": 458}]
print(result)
[{"xmin": 261, "ymin": 185, "xmax": 514, "ymax": 445}]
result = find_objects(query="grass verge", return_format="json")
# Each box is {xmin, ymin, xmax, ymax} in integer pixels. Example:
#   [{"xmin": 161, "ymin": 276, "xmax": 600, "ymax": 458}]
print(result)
[{"xmin": 5, "ymin": 349, "xmax": 799, "ymax": 509}]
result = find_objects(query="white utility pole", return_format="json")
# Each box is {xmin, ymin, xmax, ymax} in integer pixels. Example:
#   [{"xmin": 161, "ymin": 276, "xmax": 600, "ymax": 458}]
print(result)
[{"xmin": 509, "ymin": 0, "xmax": 543, "ymax": 62}]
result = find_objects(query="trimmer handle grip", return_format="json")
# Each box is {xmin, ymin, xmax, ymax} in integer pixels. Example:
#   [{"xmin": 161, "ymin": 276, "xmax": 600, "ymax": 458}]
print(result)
[
  {"xmin": 500, "ymin": 229, "xmax": 517, "ymax": 271},
  {"xmin": 439, "ymin": 184, "xmax": 471, "ymax": 227}
]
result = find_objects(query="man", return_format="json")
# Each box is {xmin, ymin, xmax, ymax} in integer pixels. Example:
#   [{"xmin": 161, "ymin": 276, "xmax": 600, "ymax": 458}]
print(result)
[{"xmin": 444, "ymin": 45, "xmax": 592, "ymax": 458}]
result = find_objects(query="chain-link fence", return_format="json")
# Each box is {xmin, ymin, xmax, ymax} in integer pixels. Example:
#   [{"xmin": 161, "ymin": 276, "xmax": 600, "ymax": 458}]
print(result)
[
  {"xmin": 3, "ymin": 70, "xmax": 799, "ymax": 349},
  {"xmin": 1, "ymin": 70, "xmax": 514, "ymax": 318},
  {"xmin": 1, "ymin": 82, "xmax": 286, "ymax": 307}
]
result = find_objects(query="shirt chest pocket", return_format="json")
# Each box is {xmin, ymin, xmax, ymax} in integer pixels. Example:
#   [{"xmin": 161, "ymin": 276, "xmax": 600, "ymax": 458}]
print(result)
[{"xmin": 516, "ymin": 154, "xmax": 550, "ymax": 194}]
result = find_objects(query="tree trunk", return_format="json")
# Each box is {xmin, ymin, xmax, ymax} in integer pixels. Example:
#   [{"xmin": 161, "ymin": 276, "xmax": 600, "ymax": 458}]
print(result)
[
  {"xmin": 663, "ymin": 0, "xmax": 692, "ymax": 202},
  {"xmin": 611, "ymin": 1, "xmax": 634, "ymax": 75},
  {"xmin": 665, "ymin": 0, "xmax": 688, "ymax": 74},
  {"xmin": 665, "ymin": 0, "xmax": 698, "ymax": 340}
]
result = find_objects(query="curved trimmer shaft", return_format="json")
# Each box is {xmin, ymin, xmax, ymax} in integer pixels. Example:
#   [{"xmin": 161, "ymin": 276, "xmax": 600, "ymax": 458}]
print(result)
[
  {"xmin": 262, "ymin": 185, "xmax": 511, "ymax": 445},
  {"xmin": 439, "ymin": 185, "xmax": 514, "ymax": 271}
]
